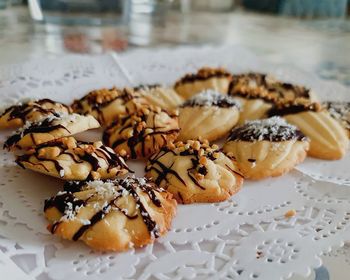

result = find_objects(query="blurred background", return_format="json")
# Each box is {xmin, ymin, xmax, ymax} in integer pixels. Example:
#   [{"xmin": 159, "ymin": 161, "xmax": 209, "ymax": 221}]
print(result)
[{"xmin": 0, "ymin": 0, "xmax": 350, "ymax": 86}]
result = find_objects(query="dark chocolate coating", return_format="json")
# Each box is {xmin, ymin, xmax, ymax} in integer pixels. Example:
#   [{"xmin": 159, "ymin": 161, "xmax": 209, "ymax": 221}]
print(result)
[
  {"xmin": 227, "ymin": 119, "xmax": 307, "ymax": 142},
  {"xmin": 267, "ymin": 103, "xmax": 319, "ymax": 117}
]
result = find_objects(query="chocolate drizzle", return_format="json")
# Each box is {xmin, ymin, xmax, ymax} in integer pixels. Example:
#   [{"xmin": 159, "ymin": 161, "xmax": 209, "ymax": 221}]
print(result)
[
  {"xmin": 45, "ymin": 178, "xmax": 164, "ymax": 240},
  {"xmin": 146, "ymin": 149, "xmax": 187, "ymax": 187},
  {"xmin": 72, "ymin": 204, "xmax": 110, "ymax": 241},
  {"xmin": 0, "ymin": 99, "xmax": 71, "ymax": 125},
  {"xmin": 103, "ymin": 106, "xmax": 180, "ymax": 159},
  {"xmin": 227, "ymin": 117, "xmax": 307, "ymax": 142},
  {"xmin": 175, "ymin": 67, "xmax": 231, "ymax": 88},
  {"xmin": 63, "ymin": 181, "xmax": 87, "ymax": 193},
  {"xmin": 4, "ymin": 117, "xmax": 70, "ymax": 150},
  {"xmin": 71, "ymin": 88, "xmax": 144, "ymax": 124},
  {"xmin": 44, "ymin": 192, "xmax": 85, "ymax": 213},
  {"xmin": 72, "ymin": 88, "xmax": 121, "ymax": 123},
  {"xmin": 133, "ymin": 84, "xmax": 161, "ymax": 91},
  {"xmin": 145, "ymin": 140, "xmax": 238, "ymax": 191},
  {"xmin": 15, "ymin": 138, "xmax": 131, "ymax": 180}
]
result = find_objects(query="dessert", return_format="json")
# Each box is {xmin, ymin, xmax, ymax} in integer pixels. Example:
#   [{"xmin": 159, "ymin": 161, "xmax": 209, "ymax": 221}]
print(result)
[
  {"xmin": 145, "ymin": 140, "xmax": 243, "ymax": 204},
  {"xmin": 134, "ymin": 84, "xmax": 184, "ymax": 111},
  {"xmin": 178, "ymin": 90, "xmax": 240, "ymax": 141},
  {"xmin": 103, "ymin": 105, "xmax": 179, "ymax": 159},
  {"xmin": 4, "ymin": 113, "xmax": 100, "ymax": 150},
  {"xmin": 44, "ymin": 177, "xmax": 177, "ymax": 251},
  {"xmin": 268, "ymin": 102, "xmax": 349, "ymax": 160},
  {"xmin": 323, "ymin": 101, "xmax": 350, "ymax": 137},
  {"xmin": 174, "ymin": 67, "xmax": 232, "ymax": 99},
  {"xmin": 228, "ymin": 73, "xmax": 317, "ymax": 124},
  {"xmin": 71, "ymin": 87, "xmax": 148, "ymax": 125},
  {"xmin": 16, "ymin": 137, "xmax": 130, "ymax": 180},
  {"xmin": 223, "ymin": 117, "xmax": 309, "ymax": 179},
  {"xmin": 0, "ymin": 99, "xmax": 71, "ymax": 129}
]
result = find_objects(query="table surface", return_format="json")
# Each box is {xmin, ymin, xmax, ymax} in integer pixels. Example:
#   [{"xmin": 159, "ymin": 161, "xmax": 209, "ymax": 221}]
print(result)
[
  {"xmin": 0, "ymin": 6, "xmax": 350, "ymax": 280},
  {"xmin": 1, "ymin": 7, "xmax": 350, "ymax": 78}
]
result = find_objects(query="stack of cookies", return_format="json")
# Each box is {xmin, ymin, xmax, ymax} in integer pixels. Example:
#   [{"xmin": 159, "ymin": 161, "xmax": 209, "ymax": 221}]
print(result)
[{"xmin": 1, "ymin": 66, "xmax": 348, "ymax": 252}]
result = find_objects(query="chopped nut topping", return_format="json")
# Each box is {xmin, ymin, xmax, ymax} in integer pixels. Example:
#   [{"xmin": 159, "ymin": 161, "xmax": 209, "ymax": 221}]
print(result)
[
  {"xmin": 199, "ymin": 156, "xmax": 207, "ymax": 165},
  {"xmin": 229, "ymin": 73, "xmax": 313, "ymax": 105},
  {"xmin": 119, "ymin": 149, "xmax": 127, "ymax": 157},
  {"xmin": 195, "ymin": 173, "xmax": 205, "ymax": 181},
  {"xmin": 145, "ymin": 128, "xmax": 154, "ymax": 134},
  {"xmin": 93, "ymin": 141, "xmax": 103, "ymax": 148},
  {"xmin": 84, "ymin": 145, "xmax": 95, "ymax": 154},
  {"xmin": 193, "ymin": 141, "xmax": 201, "ymax": 150},
  {"xmin": 168, "ymin": 142, "xmax": 176, "ymax": 149},
  {"xmin": 213, "ymin": 152, "xmax": 220, "ymax": 159},
  {"xmin": 38, "ymin": 147, "xmax": 61, "ymax": 159},
  {"xmin": 285, "ymin": 209, "xmax": 296, "ymax": 218}
]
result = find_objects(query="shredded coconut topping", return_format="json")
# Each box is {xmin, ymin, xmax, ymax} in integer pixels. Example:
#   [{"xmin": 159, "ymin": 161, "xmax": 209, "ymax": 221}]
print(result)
[
  {"xmin": 182, "ymin": 90, "xmax": 240, "ymax": 108},
  {"xmin": 324, "ymin": 101, "xmax": 350, "ymax": 130},
  {"xmin": 228, "ymin": 116, "xmax": 307, "ymax": 142},
  {"xmin": 60, "ymin": 202, "xmax": 84, "ymax": 222},
  {"xmin": 59, "ymin": 169, "xmax": 65, "ymax": 177},
  {"xmin": 9, "ymin": 112, "xmax": 78, "ymax": 136}
]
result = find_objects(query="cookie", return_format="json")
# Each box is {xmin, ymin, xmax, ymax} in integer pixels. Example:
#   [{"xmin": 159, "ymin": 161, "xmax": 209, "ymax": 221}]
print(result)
[
  {"xmin": 174, "ymin": 67, "xmax": 232, "ymax": 99},
  {"xmin": 268, "ymin": 102, "xmax": 349, "ymax": 160},
  {"xmin": 229, "ymin": 73, "xmax": 317, "ymax": 103},
  {"xmin": 44, "ymin": 177, "xmax": 177, "ymax": 251},
  {"xmin": 323, "ymin": 101, "xmax": 350, "ymax": 137},
  {"xmin": 178, "ymin": 90, "xmax": 240, "ymax": 141},
  {"xmin": 145, "ymin": 140, "xmax": 243, "ymax": 204},
  {"xmin": 16, "ymin": 137, "xmax": 130, "ymax": 180},
  {"xmin": 4, "ymin": 113, "xmax": 100, "ymax": 150},
  {"xmin": 0, "ymin": 99, "xmax": 71, "ymax": 129},
  {"xmin": 228, "ymin": 73, "xmax": 317, "ymax": 124},
  {"xmin": 103, "ymin": 106, "xmax": 180, "ymax": 159},
  {"xmin": 223, "ymin": 117, "xmax": 309, "ymax": 180},
  {"xmin": 134, "ymin": 84, "xmax": 184, "ymax": 111},
  {"xmin": 71, "ymin": 87, "xmax": 148, "ymax": 125}
]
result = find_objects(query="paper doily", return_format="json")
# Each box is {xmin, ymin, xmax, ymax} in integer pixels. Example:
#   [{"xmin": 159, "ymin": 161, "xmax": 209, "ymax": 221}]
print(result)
[{"xmin": 1, "ymin": 46, "xmax": 350, "ymax": 280}]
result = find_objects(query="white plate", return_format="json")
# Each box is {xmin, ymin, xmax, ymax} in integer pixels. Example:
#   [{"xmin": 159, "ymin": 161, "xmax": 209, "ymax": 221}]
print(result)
[{"xmin": 1, "ymin": 46, "xmax": 350, "ymax": 280}]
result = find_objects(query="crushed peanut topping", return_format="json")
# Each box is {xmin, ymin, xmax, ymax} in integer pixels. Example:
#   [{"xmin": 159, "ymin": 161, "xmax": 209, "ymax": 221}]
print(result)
[{"xmin": 285, "ymin": 209, "xmax": 297, "ymax": 218}]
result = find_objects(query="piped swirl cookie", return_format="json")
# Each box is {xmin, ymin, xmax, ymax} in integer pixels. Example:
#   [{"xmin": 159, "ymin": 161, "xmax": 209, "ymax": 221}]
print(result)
[
  {"xmin": 103, "ymin": 106, "xmax": 180, "ymax": 159},
  {"xmin": 268, "ymin": 101, "xmax": 349, "ymax": 160},
  {"xmin": 0, "ymin": 99, "xmax": 71, "ymax": 129},
  {"xmin": 174, "ymin": 67, "xmax": 232, "ymax": 99},
  {"xmin": 71, "ymin": 87, "xmax": 148, "ymax": 125},
  {"xmin": 134, "ymin": 84, "xmax": 184, "ymax": 111},
  {"xmin": 223, "ymin": 117, "xmax": 309, "ymax": 180},
  {"xmin": 16, "ymin": 137, "xmax": 130, "ymax": 180},
  {"xmin": 4, "ymin": 113, "xmax": 100, "ymax": 150},
  {"xmin": 44, "ymin": 177, "xmax": 177, "ymax": 251},
  {"xmin": 178, "ymin": 90, "xmax": 240, "ymax": 141},
  {"xmin": 323, "ymin": 101, "xmax": 350, "ymax": 137},
  {"xmin": 145, "ymin": 140, "xmax": 243, "ymax": 204},
  {"xmin": 228, "ymin": 73, "xmax": 317, "ymax": 124}
]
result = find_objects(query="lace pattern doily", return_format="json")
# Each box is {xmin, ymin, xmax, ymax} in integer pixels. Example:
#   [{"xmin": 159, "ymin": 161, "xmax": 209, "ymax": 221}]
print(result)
[{"xmin": 1, "ymin": 46, "xmax": 350, "ymax": 280}]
